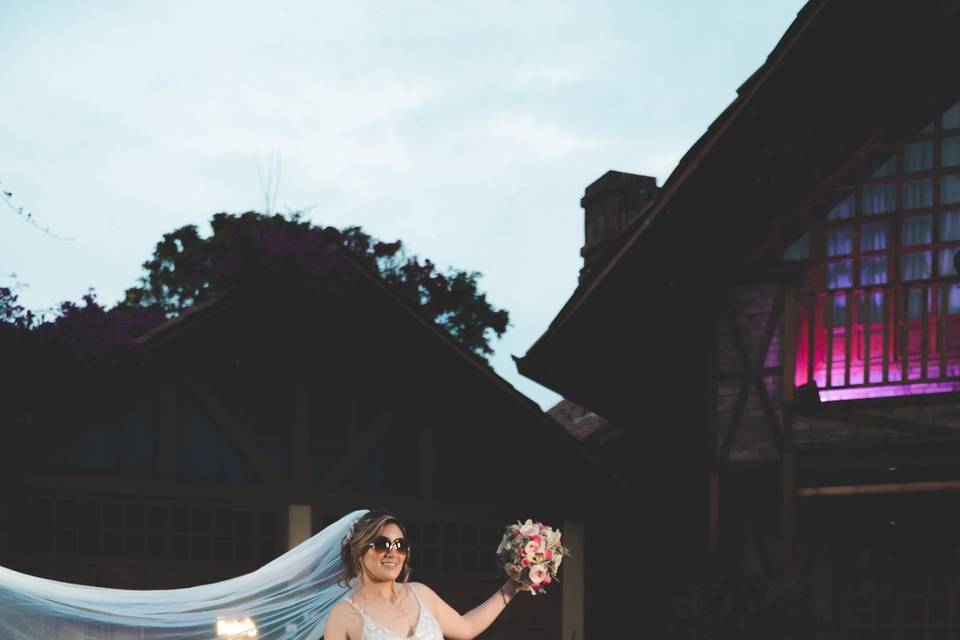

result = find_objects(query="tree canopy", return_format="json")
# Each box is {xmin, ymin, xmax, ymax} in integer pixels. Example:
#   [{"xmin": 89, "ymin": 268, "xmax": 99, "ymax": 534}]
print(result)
[
  {"xmin": 121, "ymin": 212, "xmax": 509, "ymax": 358},
  {"xmin": 1, "ymin": 213, "xmax": 509, "ymax": 430}
]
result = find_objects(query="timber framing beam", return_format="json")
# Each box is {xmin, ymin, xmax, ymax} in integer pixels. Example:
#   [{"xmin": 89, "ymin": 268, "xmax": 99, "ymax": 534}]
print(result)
[
  {"xmin": 792, "ymin": 406, "xmax": 960, "ymax": 441},
  {"xmin": 317, "ymin": 409, "xmax": 395, "ymax": 492},
  {"xmin": 290, "ymin": 367, "xmax": 311, "ymax": 487},
  {"xmin": 718, "ymin": 287, "xmax": 785, "ymax": 464},
  {"xmin": 799, "ymin": 479, "xmax": 960, "ymax": 497},
  {"xmin": 183, "ymin": 371, "xmax": 285, "ymax": 487},
  {"xmin": 418, "ymin": 410, "xmax": 435, "ymax": 500}
]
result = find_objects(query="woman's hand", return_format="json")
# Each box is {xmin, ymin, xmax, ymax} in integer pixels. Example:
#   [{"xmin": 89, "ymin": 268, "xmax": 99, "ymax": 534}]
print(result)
[{"xmin": 499, "ymin": 579, "xmax": 530, "ymax": 603}]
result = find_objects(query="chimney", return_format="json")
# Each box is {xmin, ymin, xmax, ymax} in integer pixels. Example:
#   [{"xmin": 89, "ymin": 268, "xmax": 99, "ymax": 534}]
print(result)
[{"xmin": 579, "ymin": 170, "xmax": 658, "ymax": 282}]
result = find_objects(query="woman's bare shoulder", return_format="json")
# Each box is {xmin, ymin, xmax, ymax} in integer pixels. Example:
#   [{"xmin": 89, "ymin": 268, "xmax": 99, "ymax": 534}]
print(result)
[
  {"xmin": 408, "ymin": 582, "xmax": 435, "ymax": 598},
  {"xmin": 409, "ymin": 582, "xmax": 443, "ymax": 609},
  {"xmin": 328, "ymin": 600, "xmax": 356, "ymax": 618},
  {"xmin": 324, "ymin": 600, "xmax": 361, "ymax": 638}
]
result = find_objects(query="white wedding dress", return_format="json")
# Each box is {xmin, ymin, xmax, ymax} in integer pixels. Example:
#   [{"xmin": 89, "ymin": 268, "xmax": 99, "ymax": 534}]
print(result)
[
  {"xmin": 0, "ymin": 509, "xmax": 368, "ymax": 639},
  {"xmin": 345, "ymin": 584, "xmax": 444, "ymax": 640}
]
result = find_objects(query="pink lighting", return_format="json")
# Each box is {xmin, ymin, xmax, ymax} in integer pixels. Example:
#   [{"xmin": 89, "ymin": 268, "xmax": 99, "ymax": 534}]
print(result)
[
  {"xmin": 794, "ymin": 283, "xmax": 960, "ymax": 402},
  {"xmin": 818, "ymin": 380, "xmax": 960, "ymax": 402}
]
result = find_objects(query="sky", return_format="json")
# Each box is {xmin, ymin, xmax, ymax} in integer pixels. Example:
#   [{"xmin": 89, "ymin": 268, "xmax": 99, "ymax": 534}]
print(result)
[{"xmin": 1, "ymin": 0, "xmax": 805, "ymax": 410}]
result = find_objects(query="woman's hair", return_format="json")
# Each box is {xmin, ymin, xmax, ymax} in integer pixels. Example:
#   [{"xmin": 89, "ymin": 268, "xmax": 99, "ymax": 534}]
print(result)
[{"xmin": 339, "ymin": 509, "xmax": 412, "ymax": 586}]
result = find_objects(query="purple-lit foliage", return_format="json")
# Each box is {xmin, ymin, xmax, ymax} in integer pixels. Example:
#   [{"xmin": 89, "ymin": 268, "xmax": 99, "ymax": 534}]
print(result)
[
  {"xmin": 1, "ymin": 212, "xmax": 508, "ymax": 429},
  {"xmin": 122, "ymin": 212, "xmax": 509, "ymax": 358},
  {"xmin": 0, "ymin": 287, "xmax": 164, "ymax": 429}
]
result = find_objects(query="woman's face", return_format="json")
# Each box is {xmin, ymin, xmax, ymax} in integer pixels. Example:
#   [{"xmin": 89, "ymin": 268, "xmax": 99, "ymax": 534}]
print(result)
[{"xmin": 360, "ymin": 522, "xmax": 407, "ymax": 583}]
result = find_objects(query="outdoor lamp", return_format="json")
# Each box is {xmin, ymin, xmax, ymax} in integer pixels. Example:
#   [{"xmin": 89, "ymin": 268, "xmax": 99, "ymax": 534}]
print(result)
[{"xmin": 216, "ymin": 617, "xmax": 259, "ymax": 639}]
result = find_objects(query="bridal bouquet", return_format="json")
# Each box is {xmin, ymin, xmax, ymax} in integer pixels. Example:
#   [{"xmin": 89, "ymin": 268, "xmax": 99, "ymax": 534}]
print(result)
[{"xmin": 496, "ymin": 519, "xmax": 569, "ymax": 595}]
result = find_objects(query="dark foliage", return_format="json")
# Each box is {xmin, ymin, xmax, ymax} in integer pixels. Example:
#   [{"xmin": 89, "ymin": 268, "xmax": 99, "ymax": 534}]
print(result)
[
  {"xmin": 1, "ymin": 213, "xmax": 508, "ymax": 433},
  {"xmin": 667, "ymin": 573, "xmax": 820, "ymax": 640},
  {"xmin": 122, "ymin": 212, "xmax": 509, "ymax": 358}
]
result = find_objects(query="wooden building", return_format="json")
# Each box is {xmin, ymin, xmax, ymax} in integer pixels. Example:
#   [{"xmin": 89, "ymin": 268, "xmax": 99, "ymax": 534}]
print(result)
[
  {"xmin": 0, "ymin": 239, "xmax": 638, "ymax": 639},
  {"xmin": 518, "ymin": 2, "xmax": 960, "ymax": 638}
]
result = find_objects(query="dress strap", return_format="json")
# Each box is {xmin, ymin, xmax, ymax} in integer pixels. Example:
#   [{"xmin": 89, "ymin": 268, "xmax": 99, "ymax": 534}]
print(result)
[
  {"xmin": 406, "ymin": 583, "xmax": 421, "ymax": 604},
  {"xmin": 344, "ymin": 597, "xmax": 365, "ymax": 615}
]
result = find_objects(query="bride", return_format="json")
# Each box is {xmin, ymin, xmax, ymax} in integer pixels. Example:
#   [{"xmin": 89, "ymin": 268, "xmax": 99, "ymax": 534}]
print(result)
[
  {"xmin": 0, "ymin": 508, "xmax": 526, "ymax": 639},
  {"xmin": 323, "ymin": 509, "xmax": 528, "ymax": 640}
]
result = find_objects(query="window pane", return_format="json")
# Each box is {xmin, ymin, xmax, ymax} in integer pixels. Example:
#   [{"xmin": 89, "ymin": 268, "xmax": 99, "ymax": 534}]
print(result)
[
  {"xmin": 950, "ymin": 284, "xmax": 960, "ymax": 315},
  {"xmin": 861, "ymin": 256, "xmax": 888, "ymax": 285},
  {"xmin": 942, "ymin": 136, "xmax": 960, "ymax": 167},
  {"xmin": 940, "ymin": 249, "xmax": 958, "ymax": 276},
  {"xmin": 902, "ymin": 251, "xmax": 932, "ymax": 281},
  {"xmin": 904, "ymin": 140, "xmax": 933, "ymax": 172},
  {"xmin": 943, "ymin": 100, "xmax": 960, "ymax": 130},
  {"xmin": 903, "ymin": 178, "xmax": 933, "ymax": 209},
  {"xmin": 861, "ymin": 222, "xmax": 888, "ymax": 252},
  {"xmin": 941, "ymin": 210, "xmax": 960, "ymax": 240},
  {"xmin": 865, "ymin": 151, "xmax": 896, "ymax": 178},
  {"xmin": 782, "ymin": 232, "xmax": 809, "ymax": 261},
  {"xmin": 826, "ymin": 227, "xmax": 854, "ymax": 256},
  {"xmin": 827, "ymin": 260, "xmax": 853, "ymax": 289},
  {"xmin": 862, "ymin": 183, "xmax": 896, "ymax": 214},
  {"xmin": 903, "ymin": 214, "xmax": 932, "ymax": 246},
  {"xmin": 907, "ymin": 288, "xmax": 926, "ymax": 320},
  {"xmin": 826, "ymin": 191, "xmax": 854, "ymax": 220},
  {"xmin": 942, "ymin": 174, "xmax": 960, "ymax": 204},
  {"xmin": 864, "ymin": 290, "xmax": 885, "ymax": 322},
  {"xmin": 832, "ymin": 293, "xmax": 847, "ymax": 325}
]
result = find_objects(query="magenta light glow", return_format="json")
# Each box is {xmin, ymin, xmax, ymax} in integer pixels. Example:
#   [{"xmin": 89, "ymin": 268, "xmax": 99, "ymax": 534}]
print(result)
[{"xmin": 818, "ymin": 380, "xmax": 960, "ymax": 401}]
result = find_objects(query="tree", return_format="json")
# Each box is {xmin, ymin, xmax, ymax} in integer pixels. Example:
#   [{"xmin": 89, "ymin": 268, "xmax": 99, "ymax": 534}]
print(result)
[{"xmin": 122, "ymin": 211, "xmax": 509, "ymax": 359}]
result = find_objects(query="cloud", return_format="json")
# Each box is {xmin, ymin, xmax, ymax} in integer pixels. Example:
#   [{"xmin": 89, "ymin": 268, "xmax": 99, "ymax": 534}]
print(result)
[
  {"xmin": 512, "ymin": 67, "xmax": 587, "ymax": 87},
  {"xmin": 483, "ymin": 114, "xmax": 602, "ymax": 161}
]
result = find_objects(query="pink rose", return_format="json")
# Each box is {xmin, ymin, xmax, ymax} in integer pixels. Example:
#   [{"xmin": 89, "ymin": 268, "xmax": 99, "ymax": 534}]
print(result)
[
  {"xmin": 528, "ymin": 564, "xmax": 548, "ymax": 585},
  {"xmin": 524, "ymin": 541, "xmax": 540, "ymax": 557},
  {"xmin": 545, "ymin": 549, "xmax": 553, "ymax": 560}
]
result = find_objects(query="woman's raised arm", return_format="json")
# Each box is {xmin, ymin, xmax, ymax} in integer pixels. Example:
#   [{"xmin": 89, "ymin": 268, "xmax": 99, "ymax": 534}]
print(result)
[{"xmin": 414, "ymin": 580, "xmax": 524, "ymax": 640}]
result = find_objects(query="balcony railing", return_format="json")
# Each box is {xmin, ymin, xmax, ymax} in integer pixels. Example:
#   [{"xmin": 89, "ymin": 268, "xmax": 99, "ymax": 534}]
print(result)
[{"xmin": 796, "ymin": 282, "xmax": 960, "ymax": 400}]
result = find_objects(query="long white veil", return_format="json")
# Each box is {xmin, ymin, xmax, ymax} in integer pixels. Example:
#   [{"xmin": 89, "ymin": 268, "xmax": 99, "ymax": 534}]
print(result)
[{"xmin": 0, "ymin": 509, "xmax": 367, "ymax": 639}]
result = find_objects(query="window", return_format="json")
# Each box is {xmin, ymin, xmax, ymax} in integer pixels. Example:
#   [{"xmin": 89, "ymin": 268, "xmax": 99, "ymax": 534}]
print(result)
[
  {"xmin": 795, "ymin": 99, "xmax": 960, "ymax": 399},
  {"xmin": 7, "ymin": 495, "xmax": 280, "ymax": 564}
]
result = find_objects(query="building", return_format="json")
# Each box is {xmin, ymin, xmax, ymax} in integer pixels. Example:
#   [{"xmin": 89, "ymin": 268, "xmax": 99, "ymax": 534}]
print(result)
[
  {"xmin": 0, "ymin": 238, "xmax": 637, "ymax": 639},
  {"xmin": 518, "ymin": 2, "xmax": 960, "ymax": 637}
]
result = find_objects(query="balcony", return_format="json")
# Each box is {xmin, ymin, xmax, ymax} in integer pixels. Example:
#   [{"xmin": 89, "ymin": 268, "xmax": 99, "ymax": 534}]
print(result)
[{"xmin": 796, "ymin": 282, "xmax": 960, "ymax": 401}]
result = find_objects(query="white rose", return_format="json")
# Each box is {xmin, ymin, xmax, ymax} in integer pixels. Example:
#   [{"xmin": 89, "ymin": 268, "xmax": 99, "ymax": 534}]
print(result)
[
  {"xmin": 519, "ymin": 519, "xmax": 539, "ymax": 537},
  {"xmin": 545, "ymin": 529, "xmax": 562, "ymax": 547}
]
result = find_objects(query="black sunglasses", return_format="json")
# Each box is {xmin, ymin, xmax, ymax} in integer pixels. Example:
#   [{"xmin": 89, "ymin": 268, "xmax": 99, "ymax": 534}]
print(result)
[{"xmin": 369, "ymin": 536, "xmax": 410, "ymax": 554}]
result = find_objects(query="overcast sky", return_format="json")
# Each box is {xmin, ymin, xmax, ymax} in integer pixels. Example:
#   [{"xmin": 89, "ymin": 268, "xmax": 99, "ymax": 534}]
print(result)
[{"xmin": 1, "ymin": 0, "xmax": 804, "ymax": 410}]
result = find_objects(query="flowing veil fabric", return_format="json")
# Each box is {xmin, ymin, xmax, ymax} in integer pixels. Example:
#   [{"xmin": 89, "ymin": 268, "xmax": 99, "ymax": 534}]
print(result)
[{"xmin": 0, "ymin": 509, "xmax": 368, "ymax": 639}]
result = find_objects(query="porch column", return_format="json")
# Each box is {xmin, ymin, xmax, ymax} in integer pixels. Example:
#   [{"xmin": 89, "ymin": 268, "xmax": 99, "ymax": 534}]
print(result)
[
  {"xmin": 288, "ymin": 504, "xmax": 313, "ymax": 550},
  {"xmin": 708, "ymin": 471, "xmax": 720, "ymax": 576},
  {"xmin": 783, "ymin": 408, "xmax": 796, "ymax": 577},
  {"xmin": 561, "ymin": 521, "xmax": 584, "ymax": 640},
  {"xmin": 783, "ymin": 451, "xmax": 796, "ymax": 577}
]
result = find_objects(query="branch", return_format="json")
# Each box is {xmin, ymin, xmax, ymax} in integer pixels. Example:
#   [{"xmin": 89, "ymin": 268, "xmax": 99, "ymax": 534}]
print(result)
[{"xmin": 1, "ymin": 181, "xmax": 74, "ymax": 241}]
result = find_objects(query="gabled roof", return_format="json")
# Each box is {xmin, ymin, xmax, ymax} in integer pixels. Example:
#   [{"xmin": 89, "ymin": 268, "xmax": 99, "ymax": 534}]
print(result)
[
  {"xmin": 518, "ymin": 0, "xmax": 960, "ymax": 405},
  {"xmin": 132, "ymin": 234, "xmax": 650, "ymax": 509}
]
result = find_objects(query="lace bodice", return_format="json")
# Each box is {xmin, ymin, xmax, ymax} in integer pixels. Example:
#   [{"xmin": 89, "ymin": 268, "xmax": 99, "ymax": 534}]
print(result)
[{"xmin": 345, "ymin": 584, "xmax": 443, "ymax": 640}]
